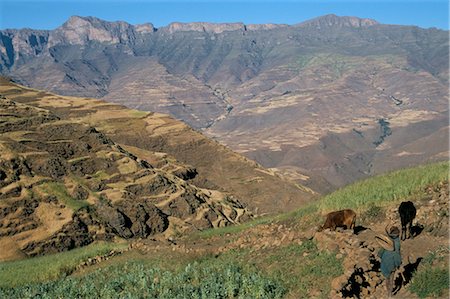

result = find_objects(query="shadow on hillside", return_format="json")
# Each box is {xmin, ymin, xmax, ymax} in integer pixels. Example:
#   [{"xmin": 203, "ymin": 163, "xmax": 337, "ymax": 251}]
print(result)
[
  {"xmin": 392, "ymin": 257, "xmax": 423, "ymax": 295},
  {"xmin": 411, "ymin": 224, "xmax": 424, "ymax": 238},
  {"xmin": 353, "ymin": 225, "xmax": 368, "ymax": 235}
]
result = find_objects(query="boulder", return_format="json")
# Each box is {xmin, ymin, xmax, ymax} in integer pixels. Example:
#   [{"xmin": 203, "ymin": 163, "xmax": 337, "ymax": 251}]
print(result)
[{"xmin": 97, "ymin": 205, "xmax": 133, "ymax": 238}]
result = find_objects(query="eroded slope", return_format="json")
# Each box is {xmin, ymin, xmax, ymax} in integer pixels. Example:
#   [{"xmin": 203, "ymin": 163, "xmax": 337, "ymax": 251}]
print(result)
[{"xmin": 0, "ymin": 94, "xmax": 251, "ymax": 261}]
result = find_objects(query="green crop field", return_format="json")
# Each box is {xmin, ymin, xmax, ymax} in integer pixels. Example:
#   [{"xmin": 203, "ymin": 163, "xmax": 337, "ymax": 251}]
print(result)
[{"xmin": 319, "ymin": 162, "xmax": 448, "ymax": 212}]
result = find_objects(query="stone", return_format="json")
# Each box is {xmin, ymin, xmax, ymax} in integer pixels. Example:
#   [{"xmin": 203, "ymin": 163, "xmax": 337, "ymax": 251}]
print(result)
[{"xmin": 72, "ymin": 184, "xmax": 89, "ymax": 200}]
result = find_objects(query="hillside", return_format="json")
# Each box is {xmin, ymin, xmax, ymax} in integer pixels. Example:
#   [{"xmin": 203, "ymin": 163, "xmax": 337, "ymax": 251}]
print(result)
[
  {"xmin": 0, "ymin": 77, "xmax": 314, "ymax": 260},
  {"xmin": 1, "ymin": 162, "xmax": 448, "ymax": 298},
  {"xmin": 1, "ymin": 15, "xmax": 448, "ymax": 192},
  {"xmin": 0, "ymin": 78, "xmax": 313, "ymax": 215},
  {"xmin": 0, "ymin": 92, "xmax": 253, "ymax": 261}
]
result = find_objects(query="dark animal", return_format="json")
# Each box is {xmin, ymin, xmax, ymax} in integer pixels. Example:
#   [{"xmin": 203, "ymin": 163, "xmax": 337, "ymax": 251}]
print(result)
[
  {"xmin": 319, "ymin": 209, "xmax": 356, "ymax": 231},
  {"xmin": 398, "ymin": 201, "xmax": 416, "ymax": 240}
]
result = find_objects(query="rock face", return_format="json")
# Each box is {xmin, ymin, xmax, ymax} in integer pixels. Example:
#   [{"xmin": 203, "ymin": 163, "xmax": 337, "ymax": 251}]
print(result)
[
  {"xmin": 0, "ymin": 14, "xmax": 448, "ymax": 192},
  {"xmin": 48, "ymin": 16, "xmax": 140, "ymax": 46}
]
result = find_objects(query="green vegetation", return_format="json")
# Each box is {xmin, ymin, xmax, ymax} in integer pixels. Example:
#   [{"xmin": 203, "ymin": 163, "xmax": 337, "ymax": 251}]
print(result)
[
  {"xmin": 421, "ymin": 246, "xmax": 448, "ymax": 266},
  {"xmin": 409, "ymin": 267, "xmax": 449, "ymax": 298},
  {"xmin": 262, "ymin": 241, "xmax": 342, "ymax": 298},
  {"xmin": 408, "ymin": 246, "xmax": 449, "ymax": 298},
  {"xmin": 0, "ymin": 242, "xmax": 126, "ymax": 288},
  {"xmin": 128, "ymin": 110, "xmax": 149, "ymax": 118},
  {"xmin": 0, "ymin": 260, "xmax": 285, "ymax": 299},
  {"xmin": 360, "ymin": 203, "xmax": 385, "ymax": 223},
  {"xmin": 293, "ymin": 54, "xmax": 314, "ymax": 70},
  {"xmin": 40, "ymin": 182, "xmax": 90, "ymax": 211},
  {"xmin": 0, "ymin": 240, "xmax": 338, "ymax": 299},
  {"xmin": 91, "ymin": 170, "xmax": 111, "ymax": 180},
  {"xmin": 319, "ymin": 162, "xmax": 448, "ymax": 212}
]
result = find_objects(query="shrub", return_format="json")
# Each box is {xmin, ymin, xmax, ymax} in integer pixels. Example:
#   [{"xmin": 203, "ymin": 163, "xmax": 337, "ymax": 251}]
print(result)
[
  {"xmin": 362, "ymin": 204, "xmax": 384, "ymax": 222},
  {"xmin": 408, "ymin": 267, "xmax": 449, "ymax": 298}
]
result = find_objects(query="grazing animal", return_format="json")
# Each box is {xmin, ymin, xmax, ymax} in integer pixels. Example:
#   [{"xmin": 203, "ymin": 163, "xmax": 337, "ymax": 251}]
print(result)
[
  {"xmin": 319, "ymin": 209, "xmax": 356, "ymax": 231},
  {"xmin": 398, "ymin": 201, "xmax": 416, "ymax": 240}
]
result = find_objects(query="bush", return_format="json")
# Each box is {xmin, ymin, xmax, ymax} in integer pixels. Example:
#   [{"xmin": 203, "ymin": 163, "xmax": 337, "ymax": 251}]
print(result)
[
  {"xmin": 408, "ymin": 267, "xmax": 449, "ymax": 298},
  {"xmin": 362, "ymin": 204, "xmax": 384, "ymax": 222}
]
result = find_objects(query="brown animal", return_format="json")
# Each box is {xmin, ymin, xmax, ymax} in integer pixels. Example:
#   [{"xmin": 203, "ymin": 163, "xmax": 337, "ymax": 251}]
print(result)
[{"xmin": 319, "ymin": 209, "xmax": 356, "ymax": 232}]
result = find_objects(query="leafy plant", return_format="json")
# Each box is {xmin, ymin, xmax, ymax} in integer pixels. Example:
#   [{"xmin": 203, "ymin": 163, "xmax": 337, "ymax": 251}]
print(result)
[{"xmin": 0, "ymin": 261, "xmax": 285, "ymax": 299}]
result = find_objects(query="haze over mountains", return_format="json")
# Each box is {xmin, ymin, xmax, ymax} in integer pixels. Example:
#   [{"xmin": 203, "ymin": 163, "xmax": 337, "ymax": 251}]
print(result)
[{"xmin": 1, "ymin": 14, "xmax": 448, "ymax": 192}]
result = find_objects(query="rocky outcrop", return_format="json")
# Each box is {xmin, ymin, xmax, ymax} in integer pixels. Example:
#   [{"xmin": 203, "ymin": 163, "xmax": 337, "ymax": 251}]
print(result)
[
  {"xmin": 21, "ymin": 211, "xmax": 101, "ymax": 257},
  {"xmin": 124, "ymin": 174, "xmax": 175, "ymax": 197},
  {"xmin": 0, "ymin": 29, "xmax": 48, "ymax": 68},
  {"xmin": 296, "ymin": 14, "xmax": 379, "ymax": 28},
  {"xmin": 71, "ymin": 184, "xmax": 89, "ymax": 201},
  {"xmin": 97, "ymin": 205, "xmax": 133, "ymax": 238},
  {"xmin": 97, "ymin": 201, "xmax": 169, "ymax": 239},
  {"xmin": 47, "ymin": 16, "xmax": 139, "ymax": 47}
]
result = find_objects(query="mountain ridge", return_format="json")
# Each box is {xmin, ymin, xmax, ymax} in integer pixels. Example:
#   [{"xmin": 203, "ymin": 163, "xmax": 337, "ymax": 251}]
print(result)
[{"xmin": 0, "ymin": 14, "xmax": 448, "ymax": 193}]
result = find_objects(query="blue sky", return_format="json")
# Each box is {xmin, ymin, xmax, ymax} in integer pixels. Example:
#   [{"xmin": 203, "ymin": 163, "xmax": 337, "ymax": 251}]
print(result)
[{"xmin": 0, "ymin": 0, "xmax": 448, "ymax": 30}]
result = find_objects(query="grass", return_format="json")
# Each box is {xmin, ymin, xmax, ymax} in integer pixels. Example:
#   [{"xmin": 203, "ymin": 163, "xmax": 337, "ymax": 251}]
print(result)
[
  {"xmin": 91, "ymin": 170, "xmax": 111, "ymax": 180},
  {"xmin": 198, "ymin": 162, "xmax": 447, "ymax": 240},
  {"xmin": 0, "ymin": 242, "xmax": 127, "ymax": 288},
  {"xmin": 40, "ymin": 182, "xmax": 90, "ymax": 211},
  {"xmin": 207, "ymin": 240, "xmax": 342, "ymax": 298},
  {"xmin": 67, "ymin": 155, "xmax": 91, "ymax": 163},
  {"xmin": 261, "ymin": 240, "xmax": 343, "ymax": 298},
  {"xmin": 319, "ymin": 162, "xmax": 449, "ymax": 212}
]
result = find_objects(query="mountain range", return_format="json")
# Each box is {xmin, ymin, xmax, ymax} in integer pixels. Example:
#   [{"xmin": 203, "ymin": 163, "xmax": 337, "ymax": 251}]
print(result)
[{"xmin": 0, "ymin": 14, "xmax": 448, "ymax": 192}]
